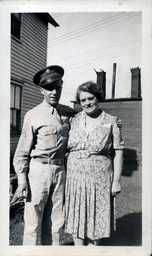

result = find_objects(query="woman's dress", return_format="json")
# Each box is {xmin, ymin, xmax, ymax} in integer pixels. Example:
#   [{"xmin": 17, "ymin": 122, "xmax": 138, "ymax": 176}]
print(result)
[{"xmin": 65, "ymin": 110, "xmax": 124, "ymax": 240}]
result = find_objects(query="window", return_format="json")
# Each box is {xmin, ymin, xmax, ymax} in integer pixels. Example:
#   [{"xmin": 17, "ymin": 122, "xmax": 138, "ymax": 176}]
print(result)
[
  {"xmin": 11, "ymin": 13, "xmax": 22, "ymax": 40},
  {"xmin": 11, "ymin": 84, "xmax": 22, "ymax": 134}
]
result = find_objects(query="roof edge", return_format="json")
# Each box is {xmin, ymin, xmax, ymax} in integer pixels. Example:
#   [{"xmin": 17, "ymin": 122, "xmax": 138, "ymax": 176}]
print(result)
[{"xmin": 35, "ymin": 13, "xmax": 59, "ymax": 27}]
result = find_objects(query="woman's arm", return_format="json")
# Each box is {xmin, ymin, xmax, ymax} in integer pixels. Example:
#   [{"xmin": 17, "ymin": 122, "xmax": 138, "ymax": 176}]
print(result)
[{"xmin": 112, "ymin": 149, "xmax": 123, "ymax": 196}]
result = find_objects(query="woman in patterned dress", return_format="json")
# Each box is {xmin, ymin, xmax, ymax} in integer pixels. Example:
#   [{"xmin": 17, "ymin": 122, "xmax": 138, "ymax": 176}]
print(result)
[{"xmin": 65, "ymin": 81, "xmax": 124, "ymax": 246}]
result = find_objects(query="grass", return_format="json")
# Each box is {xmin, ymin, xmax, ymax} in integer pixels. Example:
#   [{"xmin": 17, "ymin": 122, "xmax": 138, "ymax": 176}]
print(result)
[
  {"xmin": 10, "ymin": 160, "xmax": 142, "ymax": 246},
  {"xmin": 10, "ymin": 202, "xmax": 24, "ymax": 245}
]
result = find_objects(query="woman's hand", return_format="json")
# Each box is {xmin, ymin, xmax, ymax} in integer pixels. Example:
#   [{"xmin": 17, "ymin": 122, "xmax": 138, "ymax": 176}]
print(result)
[
  {"xmin": 117, "ymin": 118, "xmax": 122, "ymax": 129},
  {"xmin": 111, "ymin": 180, "xmax": 121, "ymax": 196},
  {"xmin": 112, "ymin": 149, "xmax": 123, "ymax": 196}
]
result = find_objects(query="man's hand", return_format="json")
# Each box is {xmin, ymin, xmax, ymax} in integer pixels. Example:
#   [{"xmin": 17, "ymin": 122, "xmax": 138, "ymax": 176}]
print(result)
[
  {"xmin": 10, "ymin": 183, "xmax": 28, "ymax": 206},
  {"xmin": 111, "ymin": 180, "xmax": 121, "ymax": 196}
]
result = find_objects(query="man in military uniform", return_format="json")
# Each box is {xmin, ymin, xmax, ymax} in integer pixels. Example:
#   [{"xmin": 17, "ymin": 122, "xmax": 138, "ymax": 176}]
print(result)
[{"xmin": 11, "ymin": 65, "xmax": 76, "ymax": 245}]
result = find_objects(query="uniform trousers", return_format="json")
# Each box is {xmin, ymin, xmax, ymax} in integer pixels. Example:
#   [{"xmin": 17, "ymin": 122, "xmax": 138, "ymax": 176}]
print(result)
[{"xmin": 23, "ymin": 158, "xmax": 65, "ymax": 245}]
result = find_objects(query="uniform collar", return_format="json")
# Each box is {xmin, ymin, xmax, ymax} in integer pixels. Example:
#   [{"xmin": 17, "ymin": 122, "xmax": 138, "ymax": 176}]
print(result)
[{"xmin": 42, "ymin": 100, "xmax": 57, "ymax": 114}]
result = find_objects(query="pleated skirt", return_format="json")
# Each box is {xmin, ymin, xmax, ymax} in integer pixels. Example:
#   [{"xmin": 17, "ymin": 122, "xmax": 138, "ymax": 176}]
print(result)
[{"xmin": 65, "ymin": 154, "xmax": 113, "ymax": 240}]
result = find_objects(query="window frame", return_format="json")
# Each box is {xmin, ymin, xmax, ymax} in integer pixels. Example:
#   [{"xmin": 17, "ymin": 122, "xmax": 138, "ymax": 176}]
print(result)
[
  {"xmin": 10, "ymin": 81, "xmax": 23, "ymax": 135},
  {"xmin": 11, "ymin": 13, "xmax": 22, "ymax": 42}
]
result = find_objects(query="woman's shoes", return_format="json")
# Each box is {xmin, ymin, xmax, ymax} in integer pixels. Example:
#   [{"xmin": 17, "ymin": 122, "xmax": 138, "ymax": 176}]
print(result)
[{"xmin": 87, "ymin": 239, "xmax": 100, "ymax": 246}]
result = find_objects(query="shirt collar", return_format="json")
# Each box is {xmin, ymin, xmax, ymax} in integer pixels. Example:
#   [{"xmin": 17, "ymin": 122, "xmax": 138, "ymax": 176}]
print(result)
[{"xmin": 42, "ymin": 100, "xmax": 56, "ymax": 114}]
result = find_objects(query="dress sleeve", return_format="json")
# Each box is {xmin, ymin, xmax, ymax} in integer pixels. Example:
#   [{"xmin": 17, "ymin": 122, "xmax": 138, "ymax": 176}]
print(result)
[
  {"xmin": 13, "ymin": 112, "xmax": 34, "ymax": 184},
  {"xmin": 112, "ymin": 117, "xmax": 124, "ymax": 150}
]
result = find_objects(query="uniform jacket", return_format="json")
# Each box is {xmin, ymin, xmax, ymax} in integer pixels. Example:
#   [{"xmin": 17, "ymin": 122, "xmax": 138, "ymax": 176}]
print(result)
[{"xmin": 13, "ymin": 101, "xmax": 76, "ymax": 184}]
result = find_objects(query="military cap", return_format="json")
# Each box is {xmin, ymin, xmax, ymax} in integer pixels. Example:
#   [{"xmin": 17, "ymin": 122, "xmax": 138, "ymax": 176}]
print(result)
[{"xmin": 33, "ymin": 65, "xmax": 64, "ymax": 87}]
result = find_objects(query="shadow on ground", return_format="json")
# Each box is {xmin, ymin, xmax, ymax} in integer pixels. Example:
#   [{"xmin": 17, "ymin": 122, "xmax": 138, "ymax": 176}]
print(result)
[
  {"xmin": 10, "ymin": 210, "xmax": 142, "ymax": 246},
  {"xmin": 122, "ymin": 148, "xmax": 142, "ymax": 177},
  {"xmin": 99, "ymin": 211, "xmax": 142, "ymax": 246},
  {"xmin": 62, "ymin": 212, "xmax": 142, "ymax": 246}
]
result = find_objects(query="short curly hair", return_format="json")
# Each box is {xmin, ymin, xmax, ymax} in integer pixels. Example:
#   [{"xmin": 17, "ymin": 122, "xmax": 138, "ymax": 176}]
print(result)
[{"xmin": 76, "ymin": 81, "xmax": 103, "ymax": 104}]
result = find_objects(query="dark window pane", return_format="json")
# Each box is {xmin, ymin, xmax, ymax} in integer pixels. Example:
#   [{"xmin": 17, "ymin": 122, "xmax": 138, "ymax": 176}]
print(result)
[
  {"xmin": 11, "ymin": 13, "xmax": 21, "ymax": 40},
  {"xmin": 10, "ymin": 109, "xmax": 13, "ymax": 127},
  {"xmin": 13, "ymin": 13, "xmax": 21, "ymax": 20},
  {"xmin": 11, "ymin": 85, "xmax": 15, "ymax": 108},
  {"xmin": 10, "ymin": 84, "xmax": 22, "ymax": 134},
  {"xmin": 15, "ymin": 86, "xmax": 20, "ymax": 109},
  {"xmin": 12, "ymin": 110, "xmax": 17, "ymax": 128}
]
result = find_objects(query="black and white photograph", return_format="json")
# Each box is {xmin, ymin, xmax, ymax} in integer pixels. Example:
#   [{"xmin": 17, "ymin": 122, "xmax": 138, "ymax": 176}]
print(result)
[{"xmin": 0, "ymin": 1, "xmax": 152, "ymax": 256}]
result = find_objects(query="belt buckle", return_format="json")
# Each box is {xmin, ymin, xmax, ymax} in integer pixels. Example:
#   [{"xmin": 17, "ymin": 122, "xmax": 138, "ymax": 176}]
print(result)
[
  {"xmin": 48, "ymin": 158, "xmax": 63, "ymax": 165},
  {"xmin": 79, "ymin": 151, "xmax": 91, "ymax": 158},
  {"xmin": 84, "ymin": 152, "xmax": 91, "ymax": 158}
]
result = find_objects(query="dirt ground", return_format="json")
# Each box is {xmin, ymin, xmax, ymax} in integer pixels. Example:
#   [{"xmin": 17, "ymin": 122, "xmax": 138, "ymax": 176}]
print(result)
[{"xmin": 10, "ymin": 162, "xmax": 142, "ymax": 246}]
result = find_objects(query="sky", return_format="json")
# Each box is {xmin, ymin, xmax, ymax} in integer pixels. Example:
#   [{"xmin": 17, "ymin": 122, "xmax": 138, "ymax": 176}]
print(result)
[{"xmin": 47, "ymin": 12, "xmax": 141, "ymax": 106}]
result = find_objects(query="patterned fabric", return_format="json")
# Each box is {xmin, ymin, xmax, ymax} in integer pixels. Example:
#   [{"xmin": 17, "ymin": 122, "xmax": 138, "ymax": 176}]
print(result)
[{"xmin": 65, "ymin": 110, "xmax": 124, "ymax": 240}]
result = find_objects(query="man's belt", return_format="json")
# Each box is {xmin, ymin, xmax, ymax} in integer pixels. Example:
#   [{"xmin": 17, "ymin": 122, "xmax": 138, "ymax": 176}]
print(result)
[{"xmin": 32, "ymin": 157, "xmax": 64, "ymax": 166}]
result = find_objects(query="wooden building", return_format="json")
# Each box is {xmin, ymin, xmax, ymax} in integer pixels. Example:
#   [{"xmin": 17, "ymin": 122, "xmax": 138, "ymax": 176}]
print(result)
[{"xmin": 10, "ymin": 13, "xmax": 59, "ymax": 173}]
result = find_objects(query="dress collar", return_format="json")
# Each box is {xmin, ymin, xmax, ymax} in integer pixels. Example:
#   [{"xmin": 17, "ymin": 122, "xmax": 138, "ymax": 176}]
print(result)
[{"xmin": 80, "ymin": 110, "xmax": 105, "ymax": 133}]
